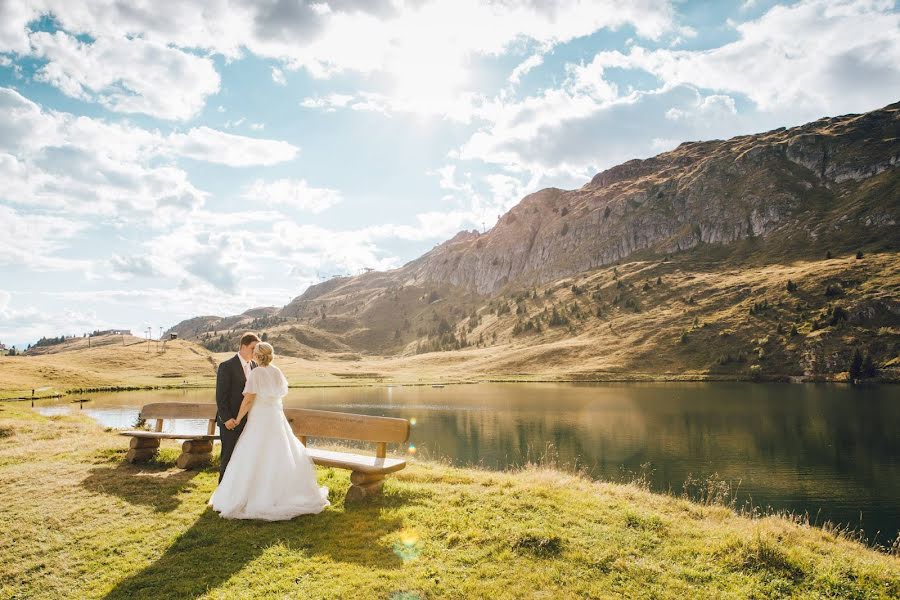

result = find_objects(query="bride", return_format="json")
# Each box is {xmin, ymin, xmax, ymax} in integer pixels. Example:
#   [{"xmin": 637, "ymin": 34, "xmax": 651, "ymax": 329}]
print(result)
[{"xmin": 210, "ymin": 342, "xmax": 330, "ymax": 520}]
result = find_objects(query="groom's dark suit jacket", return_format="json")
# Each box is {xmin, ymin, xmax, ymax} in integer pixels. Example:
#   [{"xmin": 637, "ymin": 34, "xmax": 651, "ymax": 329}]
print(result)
[
  {"xmin": 215, "ymin": 354, "xmax": 257, "ymax": 424},
  {"xmin": 216, "ymin": 354, "xmax": 257, "ymax": 481}
]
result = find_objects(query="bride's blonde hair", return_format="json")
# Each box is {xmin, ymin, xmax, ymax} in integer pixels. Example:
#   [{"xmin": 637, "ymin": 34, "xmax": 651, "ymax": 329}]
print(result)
[{"xmin": 254, "ymin": 342, "xmax": 275, "ymax": 366}]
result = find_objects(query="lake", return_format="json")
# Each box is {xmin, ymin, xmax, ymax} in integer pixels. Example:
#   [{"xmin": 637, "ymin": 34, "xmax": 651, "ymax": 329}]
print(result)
[{"xmin": 34, "ymin": 382, "xmax": 899, "ymax": 545}]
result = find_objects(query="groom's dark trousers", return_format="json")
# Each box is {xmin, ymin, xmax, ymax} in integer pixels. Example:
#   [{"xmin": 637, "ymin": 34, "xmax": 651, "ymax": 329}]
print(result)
[{"xmin": 215, "ymin": 354, "xmax": 256, "ymax": 482}]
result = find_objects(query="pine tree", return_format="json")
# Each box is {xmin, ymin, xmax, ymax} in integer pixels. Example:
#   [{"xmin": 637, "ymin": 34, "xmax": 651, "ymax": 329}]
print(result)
[
  {"xmin": 849, "ymin": 348, "xmax": 863, "ymax": 382},
  {"xmin": 861, "ymin": 353, "xmax": 877, "ymax": 378}
]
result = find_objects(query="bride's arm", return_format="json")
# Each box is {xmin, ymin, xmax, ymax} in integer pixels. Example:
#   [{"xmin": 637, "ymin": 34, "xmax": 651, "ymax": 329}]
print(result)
[{"xmin": 236, "ymin": 392, "xmax": 256, "ymax": 424}]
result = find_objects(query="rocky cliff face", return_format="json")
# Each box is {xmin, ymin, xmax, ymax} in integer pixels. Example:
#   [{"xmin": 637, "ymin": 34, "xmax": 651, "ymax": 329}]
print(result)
[
  {"xmin": 171, "ymin": 100, "xmax": 899, "ymax": 364},
  {"xmin": 391, "ymin": 101, "xmax": 898, "ymax": 294}
]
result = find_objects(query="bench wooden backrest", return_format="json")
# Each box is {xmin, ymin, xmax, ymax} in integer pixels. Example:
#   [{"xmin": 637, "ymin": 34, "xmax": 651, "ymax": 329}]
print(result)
[
  {"xmin": 141, "ymin": 403, "xmax": 217, "ymax": 420},
  {"xmin": 140, "ymin": 402, "xmax": 217, "ymax": 434},
  {"xmin": 138, "ymin": 403, "xmax": 410, "ymax": 456},
  {"xmin": 282, "ymin": 408, "xmax": 409, "ymax": 444}
]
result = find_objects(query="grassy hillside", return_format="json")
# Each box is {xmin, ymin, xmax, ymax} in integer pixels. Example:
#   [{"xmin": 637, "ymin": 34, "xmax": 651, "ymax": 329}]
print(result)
[
  {"xmin": 3, "ymin": 252, "xmax": 898, "ymax": 399},
  {"xmin": 181, "ymin": 251, "xmax": 900, "ymax": 384},
  {"xmin": 0, "ymin": 336, "xmax": 219, "ymax": 399},
  {"xmin": 1, "ymin": 402, "xmax": 897, "ymax": 599}
]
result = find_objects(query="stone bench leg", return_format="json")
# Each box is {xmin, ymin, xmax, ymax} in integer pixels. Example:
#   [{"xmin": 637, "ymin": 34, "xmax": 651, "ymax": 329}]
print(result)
[
  {"xmin": 346, "ymin": 471, "xmax": 385, "ymax": 503},
  {"xmin": 126, "ymin": 437, "xmax": 160, "ymax": 463},
  {"xmin": 175, "ymin": 440, "xmax": 213, "ymax": 470}
]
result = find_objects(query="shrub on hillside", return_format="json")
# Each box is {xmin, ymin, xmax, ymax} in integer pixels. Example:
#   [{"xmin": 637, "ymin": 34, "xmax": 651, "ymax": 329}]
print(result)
[
  {"xmin": 824, "ymin": 283, "xmax": 843, "ymax": 298},
  {"xmin": 829, "ymin": 305, "xmax": 848, "ymax": 326},
  {"xmin": 862, "ymin": 353, "xmax": 877, "ymax": 378},
  {"xmin": 849, "ymin": 348, "xmax": 863, "ymax": 381}
]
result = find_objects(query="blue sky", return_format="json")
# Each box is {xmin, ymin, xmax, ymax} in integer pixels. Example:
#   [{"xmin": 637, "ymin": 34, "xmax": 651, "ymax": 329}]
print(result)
[{"xmin": 1, "ymin": 0, "xmax": 898, "ymax": 347}]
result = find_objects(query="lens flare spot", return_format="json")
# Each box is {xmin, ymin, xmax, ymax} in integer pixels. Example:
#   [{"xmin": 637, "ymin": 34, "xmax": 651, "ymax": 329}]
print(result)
[
  {"xmin": 392, "ymin": 527, "xmax": 422, "ymax": 562},
  {"xmin": 400, "ymin": 528, "xmax": 419, "ymax": 546},
  {"xmin": 408, "ymin": 444, "xmax": 417, "ymax": 455},
  {"xmin": 409, "ymin": 417, "xmax": 417, "ymax": 426}
]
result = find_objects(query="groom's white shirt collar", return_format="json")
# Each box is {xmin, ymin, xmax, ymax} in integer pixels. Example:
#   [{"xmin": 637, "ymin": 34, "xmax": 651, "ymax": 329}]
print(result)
[{"xmin": 236, "ymin": 352, "xmax": 252, "ymax": 370}]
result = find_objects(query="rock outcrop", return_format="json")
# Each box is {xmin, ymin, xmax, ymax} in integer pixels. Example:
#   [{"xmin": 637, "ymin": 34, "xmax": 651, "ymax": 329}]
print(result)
[{"xmin": 391, "ymin": 101, "xmax": 899, "ymax": 294}]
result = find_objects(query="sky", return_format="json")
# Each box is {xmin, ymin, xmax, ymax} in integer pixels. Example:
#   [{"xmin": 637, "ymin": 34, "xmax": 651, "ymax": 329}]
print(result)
[{"xmin": 1, "ymin": 0, "xmax": 898, "ymax": 348}]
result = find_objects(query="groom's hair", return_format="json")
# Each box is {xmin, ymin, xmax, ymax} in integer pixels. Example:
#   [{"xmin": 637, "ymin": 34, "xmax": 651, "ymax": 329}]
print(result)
[{"xmin": 239, "ymin": 332, "xmax": 261, "ymax": 348}]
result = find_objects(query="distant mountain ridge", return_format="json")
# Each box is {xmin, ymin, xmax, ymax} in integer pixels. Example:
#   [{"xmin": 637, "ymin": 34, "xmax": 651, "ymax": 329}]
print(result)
[
  {"xmin": 167, "ymin": 101, "xmax": 899, "ymax": 380},
  {"xmin": 374, "ymin": 101, "xmax": 897, "ymax": 294}
]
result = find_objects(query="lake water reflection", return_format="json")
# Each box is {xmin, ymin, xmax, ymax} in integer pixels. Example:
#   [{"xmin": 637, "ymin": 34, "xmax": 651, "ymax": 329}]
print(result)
[{"xmin": 35, "ymin": 382, "xmax": 899, "ymax": 544}]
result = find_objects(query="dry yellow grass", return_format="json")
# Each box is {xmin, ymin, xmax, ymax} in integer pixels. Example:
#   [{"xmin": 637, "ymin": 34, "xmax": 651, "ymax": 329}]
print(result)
[{"xmin": 0, "ymin": 337, "xmax": 219, "ymax": 399}]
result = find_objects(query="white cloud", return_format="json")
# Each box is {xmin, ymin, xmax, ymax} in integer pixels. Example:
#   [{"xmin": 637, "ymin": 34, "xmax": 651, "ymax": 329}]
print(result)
[
  {"xmin": 0, "ymin": 88, "xmax": 204, "ymax": 219},
  {"xmin": 0, "ymin": 293, "xmax": 111, "ymax": 346},
  {"xmin": 509, "ymin": 53, "xmax": 545, "ymax": 85},
  {"xmin": 300, "ymin": 93, "xmax": 356, "ymax": 112},
  {"xmin": 428, "ymin": 165, "xmax": 473, "ymax": 193},
  {"xmin": 166, "ymin": 127, "xmax": 299, "ymax": 167},
  {"xmin": 29, "ymin": 30, "xmax": 220, "ymax": 121},
  {"xmin": 456, "ymin": 87, "xmax": 611, "ymax": 178},
  {"xmin": 0, "ymin": 2, "xmax": 38, "ymax": 55},
  {"xmin": 454, "ymin": 0, "xmax": 900, "ymax": 179},
  {"xmin": 243, "ymin": 178, "xmax": 342, "ymax": 213},
  {"xmin": 0, "ymin": 204, "xmax": 90, "ymax": 271},
  {"xmin": 586, "ymin": 0, "xmax": 900, "ymax": 117},
  {"xmin": 650, "ymin": 137, "xmax": 680, "ymax": 153},
  {"xmin": 0, "ymin": 87, "xmax": 298, "ymax": 228},
  {"xmin": 457, "ymin": 84, "xmax": 767, "ymax": 181},
  {"xmin": 109, "ymin": 254, "xmax": 161, "ymax": 278},
  {"xmin": 29, "ymin": 0, "xmax": 677, "ymax": 67},
  {"xmin": 271, "ymin": 66, "xmax": 286, "ymax": 85},
  {"xmin": 4, "ymin": 1, "xmax": 679, "ymax": 121},
  {"xmin": 665, "ymin": 94, "xmax": 736, "ymax": 120},
  {"xmin": 129, "ymin": 215, "xmax": 404, "ymax": 295}
]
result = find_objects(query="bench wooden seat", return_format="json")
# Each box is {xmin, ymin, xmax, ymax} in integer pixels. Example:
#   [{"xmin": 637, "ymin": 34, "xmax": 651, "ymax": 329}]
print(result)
[
  {"xmin": 120, "ymin": 432, "xmax": 218, "ymax": 440},
  {"xmin": 305, "ymin": 448, "xmax": 407, "ymax": 475},
  {"xmin": 121, "ymin": 402, "xmax": 411, "ymax": 501}
]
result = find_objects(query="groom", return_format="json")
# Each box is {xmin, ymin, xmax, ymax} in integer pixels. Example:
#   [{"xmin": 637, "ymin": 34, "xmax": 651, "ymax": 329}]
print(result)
[{"xmin": 215, "ymin": 332, "xmax": 260, "ymax": 482}]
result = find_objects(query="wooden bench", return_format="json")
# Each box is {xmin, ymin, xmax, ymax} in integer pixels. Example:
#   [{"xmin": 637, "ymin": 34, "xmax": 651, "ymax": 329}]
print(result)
[
  {"xmin": 120, "ymin": 403, "xmax": 219, "ymax": 469},
  {"xmin": 120, "ymin": 402, "xmax": 411, "ymax": 502}
]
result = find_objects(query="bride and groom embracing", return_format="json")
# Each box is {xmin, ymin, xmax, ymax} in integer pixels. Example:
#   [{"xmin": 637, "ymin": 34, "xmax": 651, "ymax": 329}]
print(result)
[{"xmin": 209, "ymin": 332, "xmax": 330, "ymax": 520}]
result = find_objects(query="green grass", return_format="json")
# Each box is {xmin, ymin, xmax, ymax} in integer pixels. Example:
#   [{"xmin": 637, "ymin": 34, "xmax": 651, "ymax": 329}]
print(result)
[{"xmin": 1, "ymin": 403, "xmax": 897, "ymax": 599}]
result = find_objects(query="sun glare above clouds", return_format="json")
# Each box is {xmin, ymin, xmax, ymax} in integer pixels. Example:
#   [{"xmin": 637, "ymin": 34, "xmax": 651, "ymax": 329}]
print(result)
[{"xmin": 0, "ymin": 0, "xmax": 898, "ymax": 347}]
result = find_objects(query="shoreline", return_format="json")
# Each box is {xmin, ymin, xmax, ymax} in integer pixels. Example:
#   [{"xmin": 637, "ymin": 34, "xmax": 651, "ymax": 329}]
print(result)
[{"xmin": 5, "ymin": 372, "xmax": 897, "ymax": 401}]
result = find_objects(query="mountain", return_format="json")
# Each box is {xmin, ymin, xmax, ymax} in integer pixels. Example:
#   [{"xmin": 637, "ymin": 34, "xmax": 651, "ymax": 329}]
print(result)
[
  {"xmin": 168, "ymin": 101, "xmax": 900, "ymax": 381},
  {"xmin": 377, "ymin": 100, "xmax": 898, "ymax": 294}
]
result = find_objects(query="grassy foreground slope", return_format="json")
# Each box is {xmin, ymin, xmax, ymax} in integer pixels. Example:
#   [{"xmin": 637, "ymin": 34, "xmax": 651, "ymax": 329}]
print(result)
[{"xmin": 1, "ymin": 403, "xmax": 897, "ymax": 599}]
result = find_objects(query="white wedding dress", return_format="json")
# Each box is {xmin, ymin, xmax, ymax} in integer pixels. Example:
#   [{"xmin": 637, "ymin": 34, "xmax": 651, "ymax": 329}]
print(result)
[{"xmin": 209, "ymin": 364, "xmax": 330, "ymax": 520}]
